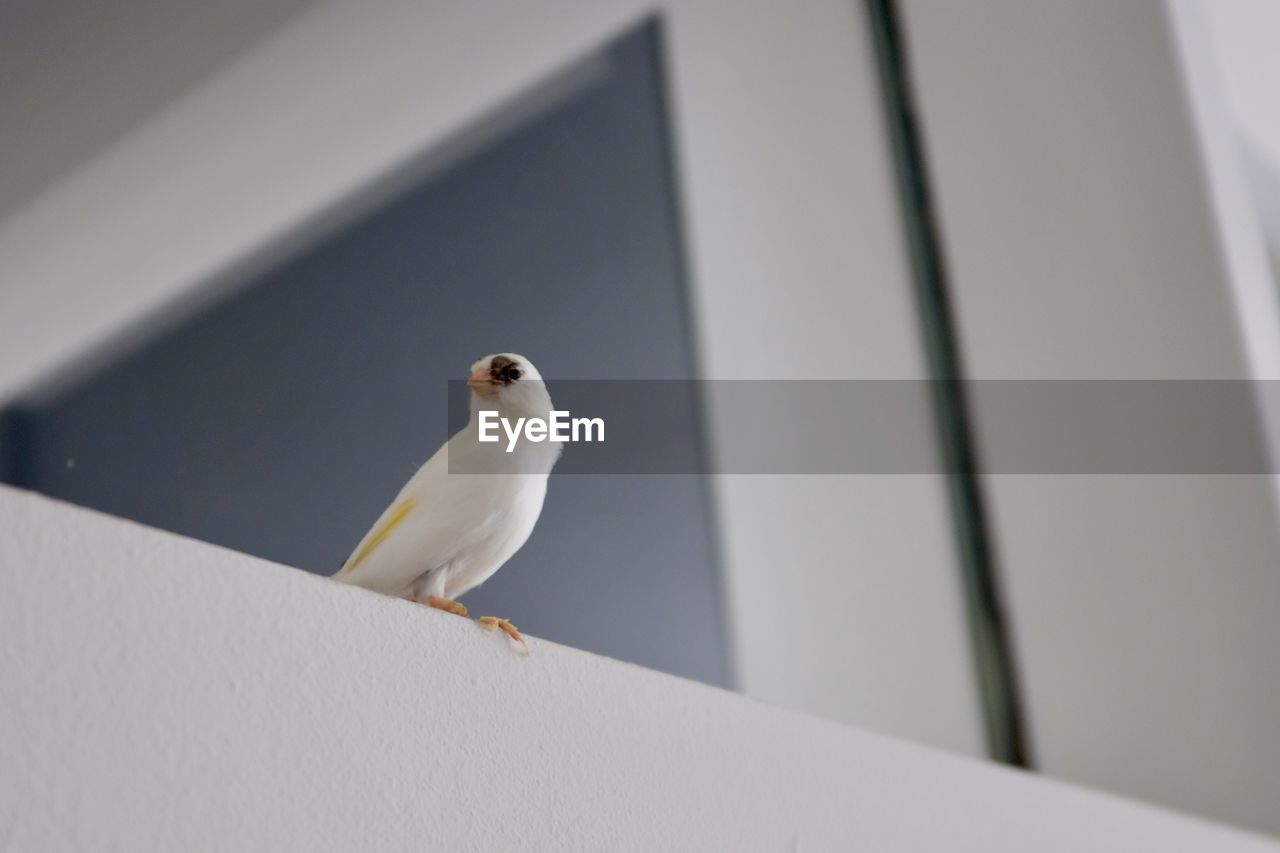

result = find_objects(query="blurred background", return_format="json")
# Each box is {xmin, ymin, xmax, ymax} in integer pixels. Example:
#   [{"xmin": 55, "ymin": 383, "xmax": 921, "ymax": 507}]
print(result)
[{"xmin": 2, "ymin": 0, "xmax": 1279, "ymax": 839}]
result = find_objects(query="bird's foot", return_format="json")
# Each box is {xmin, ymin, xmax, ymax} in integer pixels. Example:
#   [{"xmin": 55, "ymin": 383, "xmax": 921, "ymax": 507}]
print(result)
[
  {"xmin": 423, "ymin": 596, "xmax": 469, "ymax": 617},
  {"xmin": 478, "ymin": 616, "xmax": 529, "ymax": 654}
]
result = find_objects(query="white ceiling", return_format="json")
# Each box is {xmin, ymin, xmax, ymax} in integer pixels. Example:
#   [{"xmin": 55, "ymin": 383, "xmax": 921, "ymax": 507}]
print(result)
[{"xmin": 0, "ymin": 0, "xmax": 319, "ymax": 222}]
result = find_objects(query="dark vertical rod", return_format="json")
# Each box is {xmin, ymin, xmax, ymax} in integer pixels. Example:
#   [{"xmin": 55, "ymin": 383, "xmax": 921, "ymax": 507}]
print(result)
[{"xmin": 864, "ymin": 0, "xmax": 1031, "ymax": 767}]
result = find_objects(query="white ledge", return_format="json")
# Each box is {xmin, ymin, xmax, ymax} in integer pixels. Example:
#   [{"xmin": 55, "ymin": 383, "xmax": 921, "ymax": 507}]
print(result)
[{"xmin": 1, "ymin": 484, "xmax": 1276, "ymax": 852}]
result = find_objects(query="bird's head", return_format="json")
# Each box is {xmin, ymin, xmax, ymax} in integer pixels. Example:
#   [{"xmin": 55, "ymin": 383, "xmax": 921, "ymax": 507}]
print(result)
[{"xmin": 466, "ymin": 353, "xmax": 550, "ymax": 414}]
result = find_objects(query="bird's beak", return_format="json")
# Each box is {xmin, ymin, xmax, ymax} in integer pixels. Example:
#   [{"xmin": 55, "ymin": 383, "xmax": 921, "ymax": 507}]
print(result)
[{"xmin": 467, "ymin": 367, "xmax": 498, "ymax": 397}]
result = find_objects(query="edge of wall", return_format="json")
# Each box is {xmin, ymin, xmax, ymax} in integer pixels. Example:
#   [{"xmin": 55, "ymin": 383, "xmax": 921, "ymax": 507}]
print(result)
[{"xmin": 1, "ymin": 484, "xmax": 1276, "ymax": 851}]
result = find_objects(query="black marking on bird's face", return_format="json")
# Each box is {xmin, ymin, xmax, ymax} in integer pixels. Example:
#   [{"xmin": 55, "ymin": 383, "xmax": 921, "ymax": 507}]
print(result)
[{"xmin": 489, "ymin": 356, "xmax": 522, "ymax": 385}]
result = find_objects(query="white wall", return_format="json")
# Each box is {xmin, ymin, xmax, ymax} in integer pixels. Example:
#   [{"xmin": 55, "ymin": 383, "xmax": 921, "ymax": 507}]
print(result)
[
  {"xmin": 0, "ymin": 0, "xmax": 319, "ymax": 220},
  {"xmin": 0, "ymin": 0, "xmax": 984, "ymax": 755},
  {"xmin": 1202, "ymin": 0, "xmax": 1280, "ymax": 173},
  {"xmin": 900, "ymin": 0, "xmax": 1280, "ymax": 835},
  {"xmin": 3, "ymin": 485, "xmax": 1278, "ymax": 852},
  {"xmin": 1202, "ymin": 0, "xmax": 1280, "ymax": 266}
]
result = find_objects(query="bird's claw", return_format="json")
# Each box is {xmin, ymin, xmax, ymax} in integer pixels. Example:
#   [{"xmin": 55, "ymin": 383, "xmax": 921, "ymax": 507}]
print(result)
[
  {"xmin": 423, "ymin": 596, "xmax": 469, "ymax": 617},
  {"xmin": 478, "ymin": 616, "xmax": 529, "ymax": 653}
]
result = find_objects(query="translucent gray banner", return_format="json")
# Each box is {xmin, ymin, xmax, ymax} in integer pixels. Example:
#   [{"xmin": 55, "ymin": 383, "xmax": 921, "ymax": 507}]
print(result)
[{"xmin": 447, "ymin": 380, "xmax": 1275, "ymax": 474}]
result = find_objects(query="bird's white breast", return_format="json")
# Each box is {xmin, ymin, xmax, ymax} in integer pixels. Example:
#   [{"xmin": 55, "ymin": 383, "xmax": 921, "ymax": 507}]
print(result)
[{"xmin": 335, "ymin": 416, "xmax": 558, "ymax": 599}]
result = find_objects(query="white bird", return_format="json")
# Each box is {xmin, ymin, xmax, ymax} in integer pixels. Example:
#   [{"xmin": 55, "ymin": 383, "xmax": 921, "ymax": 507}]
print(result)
[{"xmin": 333, "ymin": 353, "xmax": 560, "ymax": 650}]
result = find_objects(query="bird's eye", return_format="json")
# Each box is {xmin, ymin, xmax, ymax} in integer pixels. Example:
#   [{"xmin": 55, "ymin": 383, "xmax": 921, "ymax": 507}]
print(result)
[{"xmin": 506, "ymin": 367, "xmax": 522, "ymax": 381}]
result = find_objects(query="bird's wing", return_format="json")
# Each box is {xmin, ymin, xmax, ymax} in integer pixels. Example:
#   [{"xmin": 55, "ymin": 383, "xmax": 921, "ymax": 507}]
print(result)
[
  {"xmin": 339, "ymin": 497, "xmax": 417, "ymax": 576},
  {"xmin": 334, "ymin": 445, "xmax": 456, "ymax": 591}
]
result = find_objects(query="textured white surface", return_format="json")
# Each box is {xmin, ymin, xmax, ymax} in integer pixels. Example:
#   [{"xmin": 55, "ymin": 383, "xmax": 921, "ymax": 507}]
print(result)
[{"xmin": 2, "ymin": 485, "xmax": 1278, "ymax": 853}]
